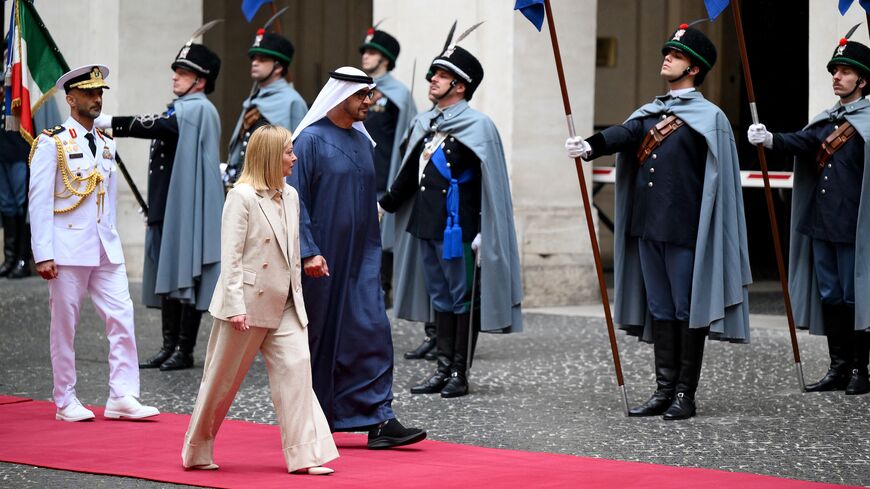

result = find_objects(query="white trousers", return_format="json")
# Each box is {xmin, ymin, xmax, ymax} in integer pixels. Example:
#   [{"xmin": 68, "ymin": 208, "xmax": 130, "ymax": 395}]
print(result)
[{"xmin": 48, "ymin": 242, "xmax": 140, "ymax": 408}]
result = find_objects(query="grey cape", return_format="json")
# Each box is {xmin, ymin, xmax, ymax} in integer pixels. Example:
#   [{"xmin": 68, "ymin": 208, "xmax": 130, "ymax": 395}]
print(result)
[
  {"xmin": 789, "ymin": 97, "xmax": 870, "ymax": 334},
  {"xmin": 376, "ymin": 72, "xmax": 418, "ymax": 251},
  {"xmin": 142, "ymin": 92, "xmax": 223, "ymax": 311},
  {"xmin": 227, "ymin": 78, "xmax": 307, "ymax": 166},
  {"xmin": 614, "ymin": 91, "xmax": 752, "ymax": 343},
  {"xmin": 391, "ymin": 100, "xmax": 523, "ymax": 333}
]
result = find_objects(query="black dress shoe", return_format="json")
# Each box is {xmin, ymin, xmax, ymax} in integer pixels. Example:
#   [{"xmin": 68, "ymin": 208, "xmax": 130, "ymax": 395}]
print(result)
[
  {"xmin": 440, "ymin": 372, "xmax": 468, "ymax": 398},
  {"xmin": 140, "ymin": 348, "xmax": 174, "ymax": 369},
  {"xmin": 424, "ymin": 350, "xmax": 437, "ymax": 361},
  {"xmin": 159, "ymin": 350, "xmax": 194, "ymax": 371},
  {"xmin": 410, "ymin": 372, "xmax": 449, "ymax": 394},
  {"xmin": 662, "ymin": 392, "xmax": 696, "ymax": 420},
  {"xmin": 367, "ymin": 418, "xmax": 427, "ymax": 449},
  {"xmin": 804, "ymin": 369, "xmax": 851, "ymax": 392},
  {"xmin": 845, "ymin": 369, "xmax": 869, "ymax": 395},
  {"xmin": 404, "ymin": 337, "xmax": 436, "ymax": 360},
  {"xmin": 628, "ymin": 390, "xmax": 674, "ymax": 417}
]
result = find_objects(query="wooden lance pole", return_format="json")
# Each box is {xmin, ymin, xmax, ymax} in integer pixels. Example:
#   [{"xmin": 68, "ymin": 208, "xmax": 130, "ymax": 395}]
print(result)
[
  {"xmin": 730, "ymin": 0, "xmax": 806, "ymax": 391},
  {"xmin": 543, "ymin": 0, "xmax": 629, "ymax": 415}
]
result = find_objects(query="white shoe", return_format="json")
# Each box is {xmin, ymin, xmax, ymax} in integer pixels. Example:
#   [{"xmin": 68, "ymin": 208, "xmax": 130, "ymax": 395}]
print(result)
[
  {"xmin": 56, "ymin": 398, "xmax": 96, "ymax": 422},
  {"xmin": 104, "ymin": 395, "xmax": 160, "ymax": 419}
]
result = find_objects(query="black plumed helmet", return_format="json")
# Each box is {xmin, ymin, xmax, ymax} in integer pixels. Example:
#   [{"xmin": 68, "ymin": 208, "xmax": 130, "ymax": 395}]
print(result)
[
  {"xmin": 172, "ymin": 43, "xmax": 221, "ymax": 94},
  {"xmin": 426, "ymin": 21, "xmax": 485, "ymax": 100},
  {"xmin": 827, "ymin": 24, "xmax": 870, "ymax": 79},
  {"xmin": 661, "ymin": 23, "xmax": 717, "ymax": 85},
  {"xmin": 249, "ymin": 30, "xmax": 295, "ymax": 68},
  {"xmin": 360, "ymin": 29, "xmax": 400, "ymax": 71}
]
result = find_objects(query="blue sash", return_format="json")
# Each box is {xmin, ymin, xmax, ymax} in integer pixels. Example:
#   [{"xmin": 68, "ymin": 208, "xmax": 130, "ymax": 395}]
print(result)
[{"xmin": 431, "ymin": 145, "xmax": 473, "ymax": 260}]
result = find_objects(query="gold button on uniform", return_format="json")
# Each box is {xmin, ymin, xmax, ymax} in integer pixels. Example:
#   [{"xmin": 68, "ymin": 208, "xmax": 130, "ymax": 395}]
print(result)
[{"xmin": 648, "ymin": 182, "xmax": 654, "ymax": 188}]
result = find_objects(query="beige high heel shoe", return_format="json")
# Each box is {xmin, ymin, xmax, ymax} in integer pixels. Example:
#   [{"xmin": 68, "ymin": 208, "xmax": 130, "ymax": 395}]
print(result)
[{"xmin": 188, "ymin": 463, "xmax": 219, "ymax": 470}]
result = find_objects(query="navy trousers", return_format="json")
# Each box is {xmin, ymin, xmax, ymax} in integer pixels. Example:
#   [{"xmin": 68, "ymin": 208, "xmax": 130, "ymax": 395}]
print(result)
[
  {"xmin": 420, "ymin": 239, "xmax": 473, "ymax": 314},
  {"xmin": 638, "ymin": 239, "xmax": 695, "ymax": 322},
  {"xmin": 812, "ymin": 239, "xmax": 855, "ymax": 306}
]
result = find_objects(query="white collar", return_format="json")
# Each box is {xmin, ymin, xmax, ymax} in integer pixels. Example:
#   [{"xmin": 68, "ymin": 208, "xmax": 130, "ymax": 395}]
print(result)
[{"xmin": 668, "ymin": 87, "xmax": 696, "ymax": 98}]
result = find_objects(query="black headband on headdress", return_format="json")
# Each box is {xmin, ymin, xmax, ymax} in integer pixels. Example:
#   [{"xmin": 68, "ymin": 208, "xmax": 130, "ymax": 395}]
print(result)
[{"xmin": 329, "ymin": 71, "xmax": 373, "ymax": 84}]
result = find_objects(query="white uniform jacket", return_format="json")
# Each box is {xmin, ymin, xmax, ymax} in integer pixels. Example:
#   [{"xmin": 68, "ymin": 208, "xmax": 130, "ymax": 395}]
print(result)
[{"xmin": 29, "ymin": 117, "xmax": 125, "ymax": 266}]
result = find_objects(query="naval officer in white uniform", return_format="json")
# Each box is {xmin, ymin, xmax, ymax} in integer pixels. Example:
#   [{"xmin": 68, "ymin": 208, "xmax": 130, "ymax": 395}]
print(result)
[{"xmin": 29, "ymin": 65, "xmax": 159, "ymax": 422}]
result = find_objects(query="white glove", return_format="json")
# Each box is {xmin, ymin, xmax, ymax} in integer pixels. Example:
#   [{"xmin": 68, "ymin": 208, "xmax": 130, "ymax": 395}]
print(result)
[
  {"xmin": 747, "ymin": 123, "xmax": 773, "ymax": 149},
  {"xmin": 471, "ymin": 233, "xmax": 481, "ymax": 266},
  {"xmin": 94, "ymin": 113, "xmax": 113, "ymax": 130},
  {"xmin": 377, "ymin": 202, "xmax": 385, "ymax": 222},
  {"xmin": 565, "ymin": 136, "xmax": 591, "ymax": 159}
]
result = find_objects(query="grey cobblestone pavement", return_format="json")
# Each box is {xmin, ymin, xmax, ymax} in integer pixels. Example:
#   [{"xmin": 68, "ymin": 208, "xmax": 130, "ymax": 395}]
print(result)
[{"xmin": 0, "ymin": 277, "xmax": 867, "ymax": 488}]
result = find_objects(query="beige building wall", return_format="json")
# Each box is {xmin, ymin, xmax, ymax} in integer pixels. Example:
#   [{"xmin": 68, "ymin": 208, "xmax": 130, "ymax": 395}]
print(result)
[
  {"xmin": 32, "ymin": 1, "xmax": 204, "ymax": 279},
  {"xmin": 809, "ymin": 3, "xmax": 870, "ymax": 118},
  {"xmin": 373, "ymin": 0, "xmax": 600, "ymax": 306}
]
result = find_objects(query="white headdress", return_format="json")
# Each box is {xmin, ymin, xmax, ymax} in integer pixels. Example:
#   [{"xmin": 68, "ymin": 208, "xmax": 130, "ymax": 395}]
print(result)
[{"xmin": 292, "ymin": 66, "xmax": 377, "ymax": 145}]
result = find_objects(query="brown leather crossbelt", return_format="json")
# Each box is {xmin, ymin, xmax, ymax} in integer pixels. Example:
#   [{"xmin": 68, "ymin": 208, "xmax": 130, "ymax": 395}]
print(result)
[
  {"xmin": 816, "ymin": 121, "xmax": 856, "ymax": 173},
  {"xmin": 637, "ymin": 115, "xmax": 685, "ymax": 164}
]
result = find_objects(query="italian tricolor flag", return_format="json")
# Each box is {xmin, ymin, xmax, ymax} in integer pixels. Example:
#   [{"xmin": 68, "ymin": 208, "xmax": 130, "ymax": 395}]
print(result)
[{"xmin": 4, "ymin": 0, "xmax": 68, "ymax": 142}]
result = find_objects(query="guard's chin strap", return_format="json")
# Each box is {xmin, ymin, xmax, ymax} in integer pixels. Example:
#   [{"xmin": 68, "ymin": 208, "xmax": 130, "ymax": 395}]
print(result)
[
  {"xmin": 843, "ymin": 77, "xmax": 864, "ymax": 100},
  {"xmin": 178, "ymin": 75, "xmax": 200, "ymax": 97},
  {"xmin": 668, "ymin": 66, "xmax": 693, "ymax": 84},
  {"xmin": 434, "ymin": 79, "xmax": 458, "ymax": 101}
]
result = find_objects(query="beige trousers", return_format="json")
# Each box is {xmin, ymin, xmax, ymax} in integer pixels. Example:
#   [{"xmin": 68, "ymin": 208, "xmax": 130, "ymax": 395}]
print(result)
[{"xmin": 181, "ymin": 304, "xmax": 338, "ymax": 472}]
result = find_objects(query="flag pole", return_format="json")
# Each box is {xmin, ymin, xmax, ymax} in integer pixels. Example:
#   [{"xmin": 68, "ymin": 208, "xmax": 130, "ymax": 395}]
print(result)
[
  {"xmin": 542, "ymin": 0, "xmax": 629, "ymax": 415},
  {"xmin": 730, "ymin": 0, "xmax": 805, "ymax": 391}
]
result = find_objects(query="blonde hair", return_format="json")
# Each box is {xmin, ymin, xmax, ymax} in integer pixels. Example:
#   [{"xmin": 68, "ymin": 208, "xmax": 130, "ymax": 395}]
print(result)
[{"xmin": 235, "ymin": 125, "xmax": 293, "ymax": 190}]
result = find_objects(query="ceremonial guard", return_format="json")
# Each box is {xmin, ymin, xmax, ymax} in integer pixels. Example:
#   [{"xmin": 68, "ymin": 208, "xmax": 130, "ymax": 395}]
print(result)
[
  {"xmin": 29, "ymin": 65, "xmax": 159, "ymax": 421},
  {"xmin": 565, "ymin": 24, "xmax": 751, "ymax": 419},
  {"xmin": 357, "ymin": 24, "xmax": 428, "ymax": 353},
  {"xmin": 380, "ymin": 24, "xmax": 524, "ymax": 398},
  {"xmin": 289, "ymin": 66, "xmax": 426, "ymax": 449},
  {"xmin": 747, "ymin": 28, "xmax": 870, "ymax": 395},
  {"xmin": 96, "ymin": 25, "xmax": 224, "ymax": 371},
  {"xmin": 224, "ymin": 18, "xmax": 307, "ymax": 184}
]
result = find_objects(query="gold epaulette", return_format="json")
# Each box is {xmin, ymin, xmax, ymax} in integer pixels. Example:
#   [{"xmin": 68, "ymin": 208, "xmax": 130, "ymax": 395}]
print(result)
[{"xmin": 42, "ymin": 125, "xmax": 65, "ymax": 136}]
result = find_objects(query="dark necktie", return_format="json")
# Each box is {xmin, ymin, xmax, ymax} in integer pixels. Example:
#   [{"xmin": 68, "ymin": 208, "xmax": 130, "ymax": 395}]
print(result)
[{"xmin": 84, "ymin": 133, "xmax": 97, "ymax": 157}]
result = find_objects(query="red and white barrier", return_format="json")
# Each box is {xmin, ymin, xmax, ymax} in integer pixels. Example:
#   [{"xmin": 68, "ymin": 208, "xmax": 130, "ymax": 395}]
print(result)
[{"xmin": 591, "ymin": 166, "xmax": 793, "ymax": 189}]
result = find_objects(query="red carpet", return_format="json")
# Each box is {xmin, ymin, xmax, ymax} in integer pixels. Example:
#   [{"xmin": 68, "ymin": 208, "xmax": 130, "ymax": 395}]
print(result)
[
  {"xmin": 0, "ymin": 397, "xmax": 858, "ymax": 489},
  {"xmin": 0, "ymin": 395, "xmax": 31, "ymax": 405}
]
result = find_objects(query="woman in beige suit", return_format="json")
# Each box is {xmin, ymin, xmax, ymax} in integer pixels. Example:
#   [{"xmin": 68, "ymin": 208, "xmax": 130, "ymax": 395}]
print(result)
[{"xmin": 182, "ymin": 125, "xmax": 338, "ymax": 475}]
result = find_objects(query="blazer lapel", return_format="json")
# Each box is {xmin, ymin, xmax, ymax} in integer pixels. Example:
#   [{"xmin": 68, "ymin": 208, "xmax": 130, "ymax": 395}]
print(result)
[{"xmin": 256, "ymin": 190, "xmax": 290, "ymax": 265}]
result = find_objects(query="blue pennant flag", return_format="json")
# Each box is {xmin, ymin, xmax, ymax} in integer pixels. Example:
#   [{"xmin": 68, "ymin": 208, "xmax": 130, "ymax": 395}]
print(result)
[
  {"xmin": 704, "ymin": 0, "xmax": 730, "ymax": 21},
  {"xmin": 839, "ymin": 0, "xmax": 870, "ymax": 15},
  {"xmin": 241, "ymin": 0, "xmax": 272, "ymax": 22},
  {"xmin": 514, "ymin": 0, "xmax": 546, "ymax": 32}
]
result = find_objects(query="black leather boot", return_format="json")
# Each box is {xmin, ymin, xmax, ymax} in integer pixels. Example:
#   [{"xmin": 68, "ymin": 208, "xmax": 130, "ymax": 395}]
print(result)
[
  {"xmin": 404, "ymin": 325, "xmax": 436, "ymax": 360},
  {"xmin": 663, "ymin": 322, "xmax": 707, "ymax": 420},
  {"xmin": 629, "ymin": 320, "xmax": 679, "ymax": 416},
  {"xmin": 381, "ymin": 251, "xmax": 393, "ymax": 309},
  {"xmin": 160, "ymin": 303, "xmax": 201, "ymax": 371},
  {"xmin": 6, "ymin": 216, "xmax": 31, "ymax": 279},
  {"xmin": 806, "ymin": 304, "xmax": 852, "ymax": 392},
  {"xmin": 846, "ymin": 324, "xmax": 869, "ymax": 395},
  {"xmin": 140, "ymin": 298, "xmax": 182, "ymax": 368},
  {"xmin": 441, "ymin": 312, "xmax": 471, "ymax": 398},
  {"xmin": 411, "ymin": 312, "xmax": 453, "ymax": 394},
  {"xmin": 0, "ymin": 215, "xmax": 16, "ymax": 278}
]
